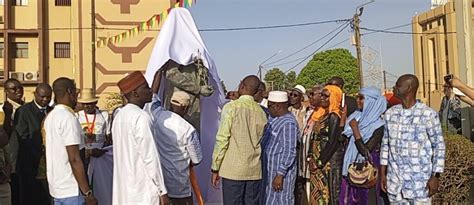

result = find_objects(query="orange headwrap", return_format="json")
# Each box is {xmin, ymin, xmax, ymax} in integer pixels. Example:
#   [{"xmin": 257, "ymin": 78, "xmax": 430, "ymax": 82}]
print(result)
[
  {"xmin": 325, "ymin": 85, "xmax": 342, "ymax": 118},
  {"xmin": 310, "ymin": 85, "xmax": 342, "ymax": 122}
]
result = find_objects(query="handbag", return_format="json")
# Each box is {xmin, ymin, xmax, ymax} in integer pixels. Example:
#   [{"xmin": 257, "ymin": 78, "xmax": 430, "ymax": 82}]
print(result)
[{"xmin": 347, "ymin": 153, "xmax": 377, "ymax": 188}]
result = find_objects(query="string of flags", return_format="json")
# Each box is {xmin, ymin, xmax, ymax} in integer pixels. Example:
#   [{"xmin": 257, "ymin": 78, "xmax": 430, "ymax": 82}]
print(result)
[{"xmin": 97, "ymin": 0, "xmax": 195, "ymax": 48}]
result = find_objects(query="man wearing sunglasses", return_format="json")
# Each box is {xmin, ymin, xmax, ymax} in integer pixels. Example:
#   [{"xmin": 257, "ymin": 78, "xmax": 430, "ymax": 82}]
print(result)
[
  {"xmin": 289, "ymin": 85, "xmax": 309, "ymax": 132},
  {"xmin": 2, "ymin": 78, "xmax": 24, "ymax": 205}
]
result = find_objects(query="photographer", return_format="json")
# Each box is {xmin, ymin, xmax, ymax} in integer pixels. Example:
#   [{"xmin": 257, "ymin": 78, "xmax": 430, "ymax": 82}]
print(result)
[{"xmin": 444, "ymin": 75, "xmax": 474, "ymax": 106}]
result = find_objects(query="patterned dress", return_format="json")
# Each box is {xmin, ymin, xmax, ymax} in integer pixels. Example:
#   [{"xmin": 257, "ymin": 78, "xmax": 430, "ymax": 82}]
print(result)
[{"xmin": 307, "ymin": 116, "xmax": 331, "ymax": 205}]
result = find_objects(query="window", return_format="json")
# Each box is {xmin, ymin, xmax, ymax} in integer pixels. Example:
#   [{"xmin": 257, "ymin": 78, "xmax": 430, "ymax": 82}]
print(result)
[
  {"xmin": 0, "ymin": 43, "xmax": 4, "ymax": 58},
  {"xmin": 54, "ymin": 42, "xmax": 70, "ymax": 58},
  {"xmin": 55, "ymin": 0, "xmax": 71, "ymax": 6},
  {"xmin": 12, "ymin": 0, "xmax": 28, "ymax": 6},
  {"xmin": 12, "ymin": 42, "xmax": 28, "ymax": 58}
]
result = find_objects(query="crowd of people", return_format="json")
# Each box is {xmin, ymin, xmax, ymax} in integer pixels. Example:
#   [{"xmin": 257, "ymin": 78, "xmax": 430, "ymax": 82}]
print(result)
[
  {"xmin": 4, "ymin": 71, "xmax": 474, "ymax": 205},
  {"xmin": 216, "ymin": 74, "xmax": 448, "ymax": 205}
]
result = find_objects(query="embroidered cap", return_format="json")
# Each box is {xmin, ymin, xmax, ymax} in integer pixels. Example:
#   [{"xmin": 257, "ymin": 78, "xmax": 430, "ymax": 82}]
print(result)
[{"xmin": 117, "ymin": 71, "xmax": 147, "ymax": 95}]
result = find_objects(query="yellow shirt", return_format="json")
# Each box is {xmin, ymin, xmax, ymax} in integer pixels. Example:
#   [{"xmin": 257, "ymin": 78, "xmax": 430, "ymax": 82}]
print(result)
[{"xmin": 211, "ymin": 95, "xmax": 267, "ymax": 180}]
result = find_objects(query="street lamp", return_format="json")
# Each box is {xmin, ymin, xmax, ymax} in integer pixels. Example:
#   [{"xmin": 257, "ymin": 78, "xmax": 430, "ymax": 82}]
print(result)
[{"xmin": 258, "ymin": 50, "xmax": 283, "ymax": 80}]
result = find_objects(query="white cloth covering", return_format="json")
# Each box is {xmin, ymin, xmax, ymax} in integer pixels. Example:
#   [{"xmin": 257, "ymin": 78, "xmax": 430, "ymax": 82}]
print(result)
[
  {"xmin": 144, "ymin": 7, "xmax": 226, "ymax": 203},
  {"xmin": 111, "ymin": 104, "xmax": 167, "ymax": 205}
]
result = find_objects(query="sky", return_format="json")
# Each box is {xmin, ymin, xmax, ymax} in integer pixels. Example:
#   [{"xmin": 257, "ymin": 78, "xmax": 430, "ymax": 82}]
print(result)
[{"xmin": 188, "ymin": 0, "xmax": 432, "ymax": 90}]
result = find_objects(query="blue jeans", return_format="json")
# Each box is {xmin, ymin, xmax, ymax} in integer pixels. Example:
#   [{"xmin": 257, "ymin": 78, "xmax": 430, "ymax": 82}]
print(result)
[{"xmin": 54, "ymin": 195, "xmax": 85, "ymax": 205}]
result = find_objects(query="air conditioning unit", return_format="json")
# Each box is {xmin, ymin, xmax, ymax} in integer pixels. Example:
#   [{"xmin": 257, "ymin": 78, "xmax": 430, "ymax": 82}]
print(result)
[
  {"xmin": 0, "ymin": 16, "xmax": 4, "ymax": 24},
  {"xmin": 24, "ymin": 71, "xmax": 38, "ymax": 81},
  {"xmin": 9, "ymin": 72, "xmax": 24, "ymax": 81}
]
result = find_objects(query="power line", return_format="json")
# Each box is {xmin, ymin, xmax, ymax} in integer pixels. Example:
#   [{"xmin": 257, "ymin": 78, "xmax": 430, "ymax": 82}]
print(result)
[
  {"xmin": 361, "ymin": 23, "xmax": 413, "ymax": 36},
  {"xmin": 360, "ymin": 27, "xmax": 456, "ymax": 35},
  {"xmin": 262, "ymin": 20, "xmax": 352, "ymax": 67},
  {"xmin": 198, "ymin": 19, "xmax": 352, "ymax": 32},
  {"xmin": 283, "ymin": 21, "xmax": 352, "ymax": 73},
  {"xmin": 265, "ymin": 56, "xmax": 307, "ymax": 67},
  {"xmin": 0, "ymin": 19, "xmax": 352, "ymax": 32}
]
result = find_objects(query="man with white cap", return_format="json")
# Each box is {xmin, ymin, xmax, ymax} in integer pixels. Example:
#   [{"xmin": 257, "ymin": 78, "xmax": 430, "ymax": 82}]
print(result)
[
  {"xmin": 289, "ymin": 85, "xmax": 309, "ymax": 132},
  {"xmin": 112, "ymin": 71, "xmax": 168, "ymax": 205},
  {"xmin": 261, "ymin": 91, "xmax": 299, "ymax": 205},
  {"xmin": 152, "ymin": 90, "xmax": 203, "ymax": 205}
]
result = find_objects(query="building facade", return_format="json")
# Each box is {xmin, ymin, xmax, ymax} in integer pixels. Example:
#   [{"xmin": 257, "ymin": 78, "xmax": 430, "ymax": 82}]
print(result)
[
  {"xmin": 0, "ymin": 0, "xmax": 181, "ymax": 107},
  {"xmin": 412, "ymin": 0, "xmax": 473, "ymax": 109},
  {"xmin": 413, "ymin": 0, "xmax": 474, "ymax": 137}
]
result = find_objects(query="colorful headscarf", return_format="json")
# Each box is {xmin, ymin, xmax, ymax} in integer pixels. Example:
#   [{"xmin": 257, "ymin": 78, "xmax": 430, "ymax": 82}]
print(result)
[
  {"xmin": 325, "ymin": 85, "xmax": 342, "ymax": 118},
  {"xmin": 342, "ymin": 86, "xmax": 387, "ymax": 176},
  {"xmin": 310, "ymin": 85, "xmax": 343, "ymax": 122}
]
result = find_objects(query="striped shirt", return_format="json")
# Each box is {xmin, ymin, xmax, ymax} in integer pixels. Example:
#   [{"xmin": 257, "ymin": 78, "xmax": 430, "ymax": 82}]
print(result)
[
  {"xmin": 211, "ymin": 95, "xmax": 267, "ymax": 180},
  {"xmin": 262, "ymin": 113, "xmax": 299, "ymax": 205},
  {"xmin": 381, "ymin": 102, "xmax": 445, "ymax": 201}
]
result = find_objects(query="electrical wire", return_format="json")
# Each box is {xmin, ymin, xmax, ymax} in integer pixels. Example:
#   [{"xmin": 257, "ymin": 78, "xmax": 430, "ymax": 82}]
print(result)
[
  {"xmin": 283, "ymin": 21, "xmax": 352, "ymax": 73},
  {"xmin": 360, "ymin": 27, "xmax": 456, "ymax": 35},
  {"xmin": 6, "ymin": 19, "xmax": 351, "ymax": 32},
  {"xmin": 262, "ymin": 20, "xmax": 352, "ymax": 67}
]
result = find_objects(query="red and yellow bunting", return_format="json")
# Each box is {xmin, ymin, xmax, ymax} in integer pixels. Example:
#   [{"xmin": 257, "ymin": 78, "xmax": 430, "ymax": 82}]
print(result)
[{"xmin": 97, "ymin": 0, "xmax": 195, "ymax": 48}]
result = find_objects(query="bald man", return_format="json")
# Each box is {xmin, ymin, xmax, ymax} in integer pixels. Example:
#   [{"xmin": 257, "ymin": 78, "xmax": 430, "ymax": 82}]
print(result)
[
  {"xmin": 14, "ymin": 83, "xmax": 53, "ymax": 205},
  {"xmin": 380, "ymin": 74, "xmax": 445, "ymax": 204},
  {"xmin": 211, "ymin": 75, "xmax": 267, "ymax": 205}
]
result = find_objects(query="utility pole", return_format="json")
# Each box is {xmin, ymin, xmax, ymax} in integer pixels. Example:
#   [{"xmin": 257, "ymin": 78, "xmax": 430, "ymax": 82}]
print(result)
[
  {"xmin": 354, "ymin": 12, "xmax": 363, "ymax": 88},
  {"xmin": 353, "ymin": 0, "xmax": 374, "ymax": 89},
  {"xmin": 91, "ymin": 0, "xmax": 97, "ymax": 90},
  {"xmin": 259, "ymin": 65, "xmax": 263, "ymax": 80},
  {"xmin": 383, "ymin": 70, "xmax": 387, "ymax": 92}
]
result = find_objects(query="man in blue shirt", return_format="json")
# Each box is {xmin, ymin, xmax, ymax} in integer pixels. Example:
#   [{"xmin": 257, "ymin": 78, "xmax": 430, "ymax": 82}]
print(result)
[
  {"xmin": 261, "ymin": 91, "xmax": 299, "ymax": 205},
  {"xmin": 381, "ymin": 74, "xmax": 445, "ymax": 204}
]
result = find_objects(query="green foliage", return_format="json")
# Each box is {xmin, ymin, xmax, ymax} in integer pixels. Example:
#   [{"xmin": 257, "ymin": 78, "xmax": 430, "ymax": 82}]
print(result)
[
  {"xmin": 296, "ymin": 48, "xmax": 359, "ymax": 94},
  {"xmin": 433, "ymin": 135, "xmax": 474, "ymax": 203},
  {"xmin": 264, "ymin": 68, "xmax": 298, "ymax": 91},
  {"xmin": 286, "ymin": 71, "xmax": 297, "ymax": 89}
]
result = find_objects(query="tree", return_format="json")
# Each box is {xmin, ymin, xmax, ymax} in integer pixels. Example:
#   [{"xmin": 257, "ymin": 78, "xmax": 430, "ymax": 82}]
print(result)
[
  {"xmin": 286, "ymin": 71, "xmax": 297, "ymax": 89},
  {"xmin": 296, "ymin": 48, "xmax": 360, "ymax": 94},
  {"xmin": 264, "ymin": 68, "xmax": 286, "ymax": 90}
]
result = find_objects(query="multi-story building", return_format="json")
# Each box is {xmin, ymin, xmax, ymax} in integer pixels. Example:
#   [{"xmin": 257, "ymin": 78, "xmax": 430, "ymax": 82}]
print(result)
[
  {"xmin": 0, "ymin": 0, "xmax": 181, "ymax": 107},
  {"xmin": 412, "ymin": 0, "xmax": 474, "ymax": 137},
  {"xmin": 412, "ymin": 0, "xmax": 473, "ymax": 109}
]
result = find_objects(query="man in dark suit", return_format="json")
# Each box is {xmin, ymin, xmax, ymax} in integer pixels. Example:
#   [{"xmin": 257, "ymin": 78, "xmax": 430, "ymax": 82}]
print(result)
[
  {"xmin": 13, "ymin": 83, "xmax": 53, "ymax": 205},
  {"xmin": 328, "ymin": 77, "xmax": 358, "ymax": 116}
]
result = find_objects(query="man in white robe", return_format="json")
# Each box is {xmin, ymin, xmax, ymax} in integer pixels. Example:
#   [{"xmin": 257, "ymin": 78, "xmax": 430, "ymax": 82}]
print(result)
[{"xmin": 112, "ymin": 71, "xmax": 168, "ymax": 205}]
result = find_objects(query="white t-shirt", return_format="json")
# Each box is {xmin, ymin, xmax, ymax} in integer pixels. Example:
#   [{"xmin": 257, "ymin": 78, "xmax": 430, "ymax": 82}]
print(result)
[
  {"xmin": 76, "ymin": 110, "xmax": 110, "ymax": 150},
  {"xmin": 44, "ymin": 104, "xmax": 84, "ymax": 198}
]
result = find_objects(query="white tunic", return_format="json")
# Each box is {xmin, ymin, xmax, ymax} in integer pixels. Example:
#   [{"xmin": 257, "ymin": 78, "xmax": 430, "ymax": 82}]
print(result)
[{"xmin": 112, "ymin": 104, "xmax": 167, "ymax": 205}]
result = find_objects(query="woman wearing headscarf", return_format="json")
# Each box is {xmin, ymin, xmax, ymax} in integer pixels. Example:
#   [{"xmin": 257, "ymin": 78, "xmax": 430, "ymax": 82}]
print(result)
[
  {"xmin": 305, "ymin": 85, "xmax": 344, "ymax": 204},
  {"xmin": 339, "ymin": 87, "xmax": 387, "ymax": 205}
]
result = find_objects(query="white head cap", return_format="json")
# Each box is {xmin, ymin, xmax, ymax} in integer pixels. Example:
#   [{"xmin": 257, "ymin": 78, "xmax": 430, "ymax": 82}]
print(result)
[{"xmin": 268, "ymin": 91, "xmax": 288, "ymax": 103}]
